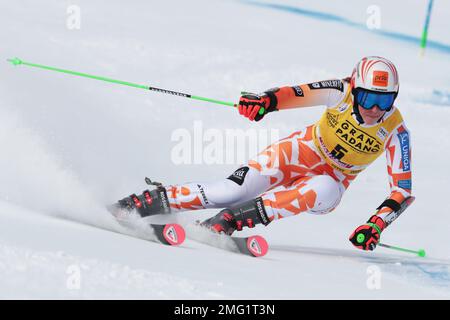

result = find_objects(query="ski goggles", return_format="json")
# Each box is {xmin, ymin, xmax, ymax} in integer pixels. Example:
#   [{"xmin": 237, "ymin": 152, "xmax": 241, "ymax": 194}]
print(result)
[{"xmin": 355, "ymin": 89, "xmax": 396, "ymax": 111}]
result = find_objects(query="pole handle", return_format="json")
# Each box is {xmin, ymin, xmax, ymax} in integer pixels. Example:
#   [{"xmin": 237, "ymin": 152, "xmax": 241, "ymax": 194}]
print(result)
[{"xmin": 240, "ymin": 91, "xmax": 266, "ymax": 115}]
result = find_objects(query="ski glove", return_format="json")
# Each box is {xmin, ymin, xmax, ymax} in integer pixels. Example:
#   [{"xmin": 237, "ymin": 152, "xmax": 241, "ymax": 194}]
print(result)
[
  {"xmin": 238, "ymin": 90, "xmax": 278, "ymax": 121},
  {"xmin": 349, "ymin": 215, "xmax": 386, "ymax": 251}
]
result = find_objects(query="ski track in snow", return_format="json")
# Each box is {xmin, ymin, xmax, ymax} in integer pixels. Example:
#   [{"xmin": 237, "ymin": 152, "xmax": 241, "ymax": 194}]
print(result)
[
  {"xmin": 0, "ymin": 243, "xmax": 225, "ymax": 299},
  {"xmin": 270, "ymin": 244, "xmax": 450, "ymax": 293}
]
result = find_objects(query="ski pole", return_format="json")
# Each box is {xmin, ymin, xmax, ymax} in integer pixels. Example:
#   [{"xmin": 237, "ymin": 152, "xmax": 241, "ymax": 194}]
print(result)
[
  {"xmin": 378, "ymin": 243, "xmax": 426, "ymax": 257},
  {"xmin": 375, "ymin": 197, "xmax": 425, "ymax": 256},
  {"xmin": 354, "ymin": 196, "xmax": 423, "ymax": 256},
  {"xmin": 7, "ymin": 57, "xmax": 265, "ymax": 115}
]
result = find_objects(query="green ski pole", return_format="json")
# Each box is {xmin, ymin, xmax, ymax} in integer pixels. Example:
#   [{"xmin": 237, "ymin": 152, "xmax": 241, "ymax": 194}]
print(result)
[
  {"xmin": 353, "ymin": 196, "xmax": 424, "ymax": 257},
  {"xmin": 378, "ymin": 243, "xmax": 426, "ymax": 257},
  {"xmin": 420, "ymin": 0, "xmax": 434, "ymax": 57},
  {"xmin": 7, "ymin": 57, "xmax": 264, "ymax": 115}
]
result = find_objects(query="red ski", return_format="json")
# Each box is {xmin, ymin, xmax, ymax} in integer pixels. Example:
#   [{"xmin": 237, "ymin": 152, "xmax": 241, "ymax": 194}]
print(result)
[
  {"xmin": 231, "ymin": 235, "xmax": 269, "ymax": 257},
  {"xmin": 151, "ymin": 223, "xmax": 185, "ymax": 246},
  {"xmin": 186, "ymin": 224, "xmax": 269, "ymax": 257}
]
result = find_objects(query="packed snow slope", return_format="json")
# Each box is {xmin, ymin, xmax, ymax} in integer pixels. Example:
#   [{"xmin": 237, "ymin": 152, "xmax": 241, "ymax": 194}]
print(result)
[{"xmin": 1, "ymin": 0, "xmax": 450, "ymax": 299}]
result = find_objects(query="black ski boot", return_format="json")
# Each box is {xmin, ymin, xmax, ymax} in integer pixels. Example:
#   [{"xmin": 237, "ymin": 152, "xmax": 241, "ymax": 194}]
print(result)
[
  {"xmin": 200, "ymin": 197, "xmax": 271, "ymax": 235},
  {"xmin": 109, "ymin": 178, "xmax": 171, "ymax": 219}
]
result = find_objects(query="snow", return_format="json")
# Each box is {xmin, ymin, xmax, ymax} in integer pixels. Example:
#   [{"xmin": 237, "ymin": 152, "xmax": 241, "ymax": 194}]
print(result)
[{"xmin": 0, "ymin": 0, "xmax": 449, "ymax": 299}]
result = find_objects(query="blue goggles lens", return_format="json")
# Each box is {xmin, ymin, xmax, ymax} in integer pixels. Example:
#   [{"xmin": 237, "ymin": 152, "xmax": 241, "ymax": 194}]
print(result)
[{"xmin": 356, "ymin": 90, "xmax": 396, "ymax": 111}]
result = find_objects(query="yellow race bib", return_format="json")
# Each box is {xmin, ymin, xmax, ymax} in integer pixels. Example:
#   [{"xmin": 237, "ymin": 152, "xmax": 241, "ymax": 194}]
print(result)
[{"xmin": 313, "ymin": 85, "xmax": 403, "ymax": 175}]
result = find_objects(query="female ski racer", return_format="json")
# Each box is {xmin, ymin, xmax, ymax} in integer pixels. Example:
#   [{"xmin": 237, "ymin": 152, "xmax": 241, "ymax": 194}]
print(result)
[{"xmin": 111, "ymin": 56, "xmax": 412, "ymax": 251}]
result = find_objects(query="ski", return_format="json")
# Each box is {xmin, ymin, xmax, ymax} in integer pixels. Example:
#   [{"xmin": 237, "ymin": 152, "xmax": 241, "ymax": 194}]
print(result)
[
  {"xmin": 107, "ymin": 200, "xmax": 185, "ymax": 246},
  {"xmin": 229, "ymin": 234, "xmax": 269, "ymax": 257},
  {"xmin": 150, "ymin": 223, "xmax": 186, "ymax": 246},
  {"xmin": 186, "ymin": 224, "xmax": 269, "ymax": 257},
  {"xmin": 111, "ymin": 214, "xmax": 185, "ymax": 246}
]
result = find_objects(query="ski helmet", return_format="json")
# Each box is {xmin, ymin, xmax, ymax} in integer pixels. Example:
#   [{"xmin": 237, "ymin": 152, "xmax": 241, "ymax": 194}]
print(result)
[{"xmin": 350, "ymin": 56, "xmax": 399, "ymax": 123}]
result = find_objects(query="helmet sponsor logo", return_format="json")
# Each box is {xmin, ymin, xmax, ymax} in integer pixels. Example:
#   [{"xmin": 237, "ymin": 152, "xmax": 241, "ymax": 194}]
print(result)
[
  {"xmin": 372, "ymin": 71, "xmax": 389, "ymax": 87},
  {"xmin": 335, "ymin": 121, "xmax": 381, "ymax": 154},
  {"xmin": 397, "ymin": 131, "xmax": 410, "ymax": 171}
]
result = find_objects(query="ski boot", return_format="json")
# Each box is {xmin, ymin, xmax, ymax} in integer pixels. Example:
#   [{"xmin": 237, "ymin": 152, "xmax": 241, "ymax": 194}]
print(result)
[
  {"xmin": 108, "ymin": 178, "xmax": 171, "ymax": 219},
  {"xmin": 200, "ymin": 197, "xmax": 271, "ymax": 235}
]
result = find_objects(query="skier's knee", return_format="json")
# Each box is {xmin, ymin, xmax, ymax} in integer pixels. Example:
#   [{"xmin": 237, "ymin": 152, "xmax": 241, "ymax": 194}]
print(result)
[
  {"xmin": 309, "ymin": 175, "xmax": 343, "ymax": 215},
  {"xmin": 203, "ymin": 179, "xmax": 248, "ymax": 206}
]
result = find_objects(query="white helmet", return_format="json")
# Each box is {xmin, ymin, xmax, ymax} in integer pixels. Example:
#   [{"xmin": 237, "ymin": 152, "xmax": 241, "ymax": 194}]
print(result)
[{"xmin": 351, "ymin": 56, "xmax": 399, "ymax": 94}]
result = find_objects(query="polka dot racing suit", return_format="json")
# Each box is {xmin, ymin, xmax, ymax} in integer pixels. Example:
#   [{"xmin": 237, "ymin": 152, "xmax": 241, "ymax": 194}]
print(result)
[{"xmin": 164, "ymin": 79, "xmax": 412, "ymax": 227}]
